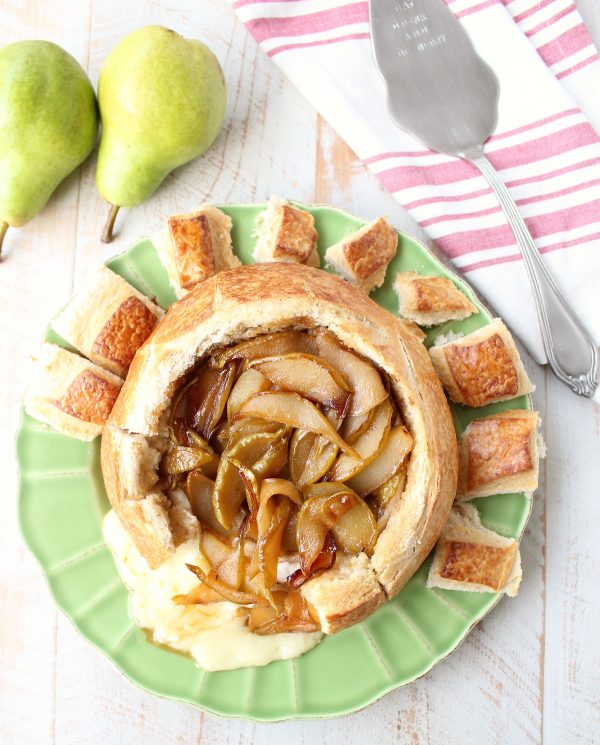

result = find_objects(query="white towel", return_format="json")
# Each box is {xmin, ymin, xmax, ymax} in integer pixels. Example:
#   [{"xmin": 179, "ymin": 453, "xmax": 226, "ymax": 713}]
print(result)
[{"xmin": 231, "ymin": 0, "xmax": 600, "ymax": 401}]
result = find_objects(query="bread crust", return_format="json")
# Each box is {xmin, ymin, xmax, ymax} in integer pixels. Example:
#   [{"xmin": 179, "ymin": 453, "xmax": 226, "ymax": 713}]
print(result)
[
  {"xmin": 394, "ymin": 271, "xmax": 477, "ymax": 326},
  {"xmin": 100, "ymin": 425, "xmax": 199, "ymax": 568},
  {"xmin": 254, "ymin": 197, "xmax": 319, "ymax": 266},
  {"xmin": 52, "ymin": 267, "xmax": 163, "ymax": 378},
  {"xmin": 103, "ymin": 263, "xmax": 457, "ymax": 631},
  {"xmin": 429, "ymin": 319, "xmax": 534, "ymax": 407},
  {"xmin": 25, "ymin": 343, "xmax": 123, "ymax": 441},
  {"xmin": 325, "ymin": 217, "xmax": 397, "ymax": 294},
  {"xmin": 427, "ymin": 504, "xmax": 522, "ymax": 596},
  {"xmin": 457, "ymin": 410, "xmax": 540, "ymax": 499}
]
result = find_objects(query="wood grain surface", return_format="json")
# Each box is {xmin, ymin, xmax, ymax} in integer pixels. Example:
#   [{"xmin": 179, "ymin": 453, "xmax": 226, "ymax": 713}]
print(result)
[{"xmin": 1, "ymin": 1, "xmax": 599, "ymax": 743}]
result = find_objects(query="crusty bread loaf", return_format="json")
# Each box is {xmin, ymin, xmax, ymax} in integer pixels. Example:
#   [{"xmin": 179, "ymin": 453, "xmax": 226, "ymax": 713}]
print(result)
[
  {"xmin": 102, "ymin": 263, "xmax": 458, "ymax": 631},
  {"xmin": 52, "ymin": 266, "xmax": 163, "ymax": 379},
  {"xmin": 394, "ymin": 271, "xmax": 477, "ymax": 326},
  {"xmin": 25, "ymin": 343, "xmax": 123, "ymax": 441},
  {"xmin": 325, "ymin": 216, "xmax": 397, "ymax": 294}
]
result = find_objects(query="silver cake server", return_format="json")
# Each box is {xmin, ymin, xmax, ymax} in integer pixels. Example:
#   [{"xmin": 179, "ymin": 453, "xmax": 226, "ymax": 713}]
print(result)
[{"xmin": 370, "ymin": 0, "xmax": 598, "ymax": 397}]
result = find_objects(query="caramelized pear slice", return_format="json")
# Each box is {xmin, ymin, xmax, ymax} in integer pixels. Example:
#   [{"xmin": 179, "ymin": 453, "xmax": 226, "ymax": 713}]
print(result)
[
  {"xmin": 174, "ymin": 364, "xmax": 232, "ymax": 437},
  {"xmin": 228, "ymin": 417, "xmax": 284, "ymax": 444},
  {"xmin": 211, "ymin": 420, "xmax": 231, "ymax": 454},
  {"xmin": 236, "ymin": 391, "xmax": 358, "ymax": 457},
  {"xmin": 227, "ymin": 368, "xmax": 271, "ymax": 421},
  {"xmin": 282, "ymin": 503, "xmax": 299, "ymax": 553},
  {"xmin": 228, "ymin": 458, "xmax": 260, "ymax": 518},
  {"xmin": 213, "ymin": 432, "xmax": 282, "ymax": 530},
  {"xmin": 213, "ymin": 330, "xmax": 311, "ymax": 367},
  {"xmin": 252, "ymin": 429, "xmax": 291, "ymax": 478},
  {"xmin": 248, "ymin": 590, "xmax": 320, "ymax": 634},
  {"xmin": 339, "ymin": 408, "xmax": 375, "ymax": 445},
  {"xmin": 260, "ymin": 478, "xmax": 303, "ymax": 506},
  {"xmin": 328, "ymin": 399, "xmax": 393, "ymax": 482},
  {"xmin": 198, "ymin": 361, "xmax": 237, "ymax": 439},
  {"xmin": 186, "ymin": 471, "xmax": 226, "ymax": 535},
  {"xmin": 186, "ymin": 430, "xmax": 214, "ymax": 452},
  {"xmin": 185, "ymin": 430, "xmax": 219, "ymax": 478},
  {"xmin": 347, "ymin": 425, "xmax": 413, "ymax": 496},
  {"xmin": 296, "ymin": 487, "xmax": 356, "ymax": 573},
  {"xmin": 215, "ymin": 537, "xmax": 247, "ymax": 590},
  {"xmin": 300, "ymin": 482, "xmax": 377, "ymax": 555},
  {"xmin": 331, "ymin": 494, "xmax": 378, "ymax": 555},
  {"xmin": 313, "ymin": 329, "xmax": 388, "ymax": 416},
  {"xmin": 370, "ymin": 468, "xmax": 407, "ymax": 522},
  {"xmin": 250, "ymin": 353, "xmax": 351, "ymax": 417},
  {"xmin": 186, "ymin": 564, "xmax": 260, "ymax": 605},
  {"xmin": 254, "ymin": 497, "xmax": 291, "ymax": 589},
  {"xmin": 289, "ymin": 429, "xmax": 338, "ymax": 486},
  {"xmin": 287, "ymin": 532, "xmax": 336, "ymax": 588},
  {"xmin": 249, "ymin": 479, "xmax": 301, "ymax": 586},
  {"xmin": 162, "ymin": 446, "xmax": 214, "ymax": 476}
]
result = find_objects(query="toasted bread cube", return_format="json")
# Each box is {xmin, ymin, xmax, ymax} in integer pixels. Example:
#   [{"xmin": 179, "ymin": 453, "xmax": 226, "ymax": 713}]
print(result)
[
  {"xmin": 325, "ymin": 216, "xmax": 397, "ymax": 294},
  {"xmin": 429, "ymin": 319, "xmax": 533, "ymax": 407},
  {"xmin": 154, "ymin": 204, "xmax": 241, "ymax": 297},
  {"xmin": 254, "ymin": 196, "xmax": 319, "ymax": 267},
  {"xmin": 458, "ymin": 410, "xmax": 541, "ymax": 500},
  {"xmin": 52, "ymin": 267, "xmax": 163, "ymax": 379},
  {"xmin": 25, "ymin": 343, "xmax": 123, "ymax": 440},
  {"xmin": 427, "ymin": 504, "xmax": 521, "ymax": 596},
  {"xmin": 394, "ymin": 271, "xmax": 477, "ymax": 326}
]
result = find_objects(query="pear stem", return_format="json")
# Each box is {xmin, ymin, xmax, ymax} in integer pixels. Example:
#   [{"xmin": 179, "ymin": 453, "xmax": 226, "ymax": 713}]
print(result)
[
  {"xmin": 101, "ymin": 204, "xmax": 120, "ymax": 244},
  {"xmin": 0, "ymin": 221, "xmax": 8, "ymax": 262}
]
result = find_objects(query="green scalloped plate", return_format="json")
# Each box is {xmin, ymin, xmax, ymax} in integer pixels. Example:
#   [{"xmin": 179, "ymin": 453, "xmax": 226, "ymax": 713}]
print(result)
[{"xmin": 17, "ymin": 203, "xmax": 532, "ymax": 721}]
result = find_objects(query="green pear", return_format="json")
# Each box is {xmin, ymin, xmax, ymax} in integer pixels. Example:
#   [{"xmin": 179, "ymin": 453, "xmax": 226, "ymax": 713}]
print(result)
[
  {"xmin": 0, "ymin": 41, "xmax": 98, "ymax": 257},
  {"xmin": 96, "ymin": 26, "xmax": 227, "ymax": 242}
]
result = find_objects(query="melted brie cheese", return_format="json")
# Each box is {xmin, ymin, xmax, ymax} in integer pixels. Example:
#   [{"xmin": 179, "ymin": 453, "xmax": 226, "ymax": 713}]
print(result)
[{"xmin": 102, "ymin": 510, "xmax": 322, "ymax": 671}]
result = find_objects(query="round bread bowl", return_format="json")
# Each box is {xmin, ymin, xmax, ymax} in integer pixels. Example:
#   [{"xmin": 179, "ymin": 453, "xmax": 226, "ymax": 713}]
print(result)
[{"xmin": 102, "ymin": 262, "xmax": 458, "ymax": 632}]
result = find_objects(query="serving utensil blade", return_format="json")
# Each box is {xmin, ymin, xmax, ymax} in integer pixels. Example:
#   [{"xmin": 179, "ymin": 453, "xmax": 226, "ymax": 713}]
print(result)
[{"xmin": 370, "ymin": 0, "xmax": 598, "ymax": 397}]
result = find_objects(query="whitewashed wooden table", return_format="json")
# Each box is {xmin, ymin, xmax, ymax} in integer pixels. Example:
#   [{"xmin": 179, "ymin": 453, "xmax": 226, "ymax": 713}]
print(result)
[{"xmin": 1, "ymin": 2, "xmax": 599, "ymax": 743}]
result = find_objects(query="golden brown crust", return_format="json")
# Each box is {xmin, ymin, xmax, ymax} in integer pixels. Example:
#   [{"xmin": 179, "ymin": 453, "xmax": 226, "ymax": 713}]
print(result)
[
  {"xmin": 154, "ymin": 206, "xmax": 241, "ymax": 298},
  {"xmin": 25, "ymin": 343, "xmax": 123, "ymax": 441},
  {"xmin": 92, "ymin": 296, "xmax": 158, "ymax": 373},
  {"xmin": 51, "ymin": 267, "xmax": 163, "ymax": 378},
  {"xmin": 394, "ymin": 271, "xmax": 477, "ymax": 326},
  {"xmin": 438, "ymin": 540, "xmax": 517, "ymax": 591},
  {"xmin": 57, "ymin": 369, "xmax": 120, "ymax": 425},
  {"xmin": 275, "ymin": 205, "xmax": 318, "ymax": 263},
  {"xmin": 457, "ymin": 410, "xmax": 539, "ymax": 499},
  {"xmin": 254, "ymin": 198, "xmax": 319, "ymax": 266},
  {"xmin": 370, "ymin": 318, "xmax": 458, "ymax": 597},
  {"xmin": 168, "ymin": 212, "xmax": 215, "ymax": 289},
  {"xmin": 429, "ymin": 319, "xmax": 534, "ymax": 407},
  {"xmin": 427, "ymin": 504, "xmax": 521, "ymax": 596},
  {"xmin": 325, "ymin": 217, "xmax": 397, "ymax": 293},
  {"xmin": 104, "ymin": 263, "xmax": 457, "ymax": 631},
  {"xmin": 342, "ymin": 217, "xmax": 397, "ymax": 281}
]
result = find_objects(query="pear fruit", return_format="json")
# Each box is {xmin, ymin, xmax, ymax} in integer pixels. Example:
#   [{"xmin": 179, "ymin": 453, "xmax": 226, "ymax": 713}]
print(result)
[
  {"xmin": 96, "ymin": 26, "xmax": 227, "ymax": 242},
  {"xmin": 0, "ymin": 41, "xmax": 98, "ymax": 258}
]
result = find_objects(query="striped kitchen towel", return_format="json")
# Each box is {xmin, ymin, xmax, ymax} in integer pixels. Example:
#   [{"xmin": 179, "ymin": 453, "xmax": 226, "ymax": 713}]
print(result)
[{"xmin": 231, "ymin": 0, "xmax": 600, "ymax": 399}]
